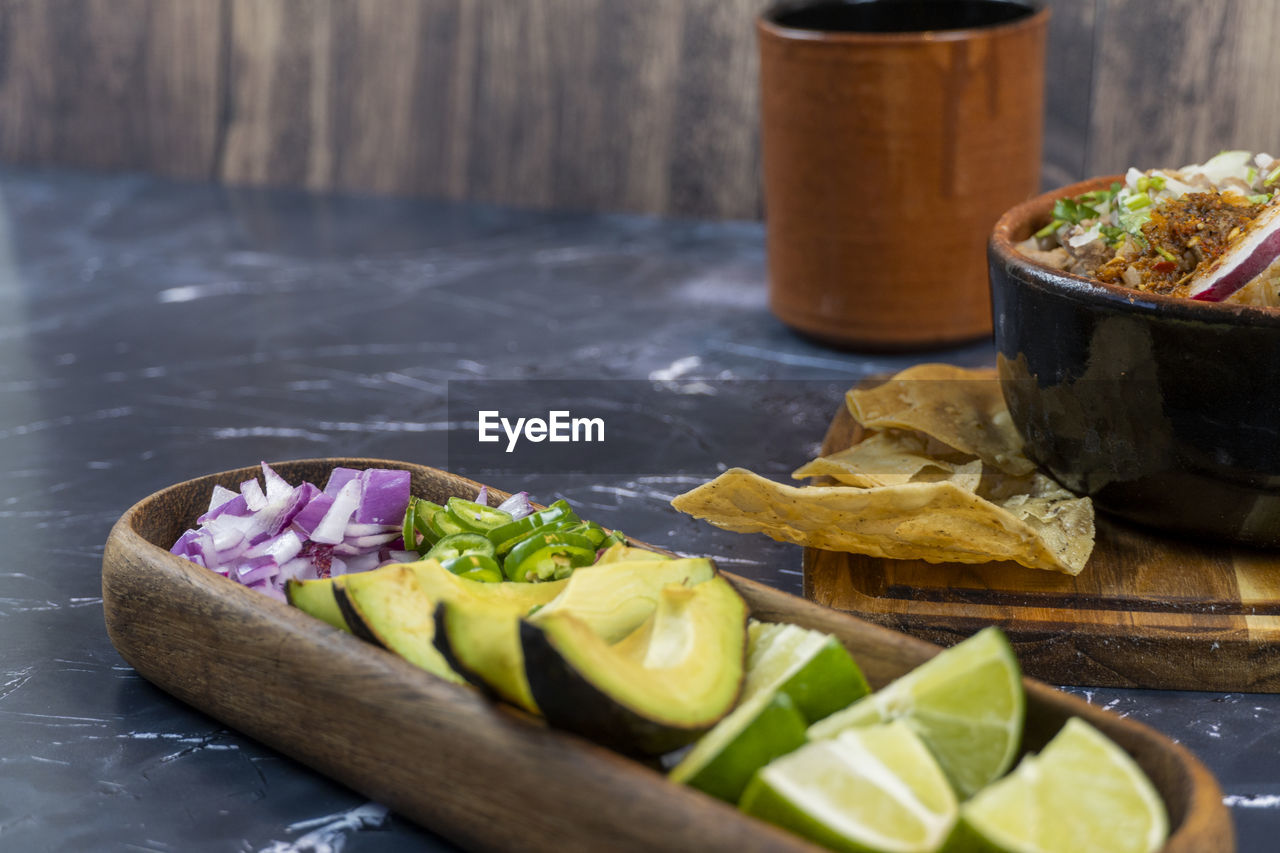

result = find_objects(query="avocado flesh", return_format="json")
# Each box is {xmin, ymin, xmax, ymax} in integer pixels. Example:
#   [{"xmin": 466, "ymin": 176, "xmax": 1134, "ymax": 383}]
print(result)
[
  {"xmin": 405, "ymin": 559, "xmax": 568, "ymax": 609},
  {"xmin": 528, "ymin": 557, "xmax": 715, "ymax": 643},
  {"xmin": 435, "ymin": 597, "xmax": 540, "ymax": 712},
  {"xmin": 334, "ymin": 558, "xmax": 566, "ymax": 690},
  {"xmin": 334, "ymin": 564, "xmax": 466, "ymax": 683},
  {"xmin": 285, "ymin": 577, "xmax": 349, "ymax": 632},
  {"xmin": 436, "ymin": 558, "xmax": 713, "ymax": 713},
  {"xmin": 522, "ymin": 575, "xmax": 748, "ymax": 755},
  {"xmin": 594, "ymin": 544, "xmax": 670, "ymax": 564}
]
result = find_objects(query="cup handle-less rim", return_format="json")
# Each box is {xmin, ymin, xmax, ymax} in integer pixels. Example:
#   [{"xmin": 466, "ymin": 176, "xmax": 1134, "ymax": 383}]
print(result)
[{"xmin": 757, "ymin": 0, "xmax": 1049, "ymax": 45}]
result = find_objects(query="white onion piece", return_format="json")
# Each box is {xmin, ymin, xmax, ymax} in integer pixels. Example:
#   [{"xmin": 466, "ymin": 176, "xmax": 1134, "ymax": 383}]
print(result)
[
  {"xmin": 241, "ymin": 478, "xmax": 267, "ymax": 512},
  {"xmin": 497, "ymin": 491, "xmax": 534, "ymax": 520},
  {"xmin": 208, "ymin": 484, "xmax": 238, "ymax": 514},
  {"xmin": 309, "ymin": 478, "xmax": 362, "ymax": 545},
  {"xmin": 261, "ymin": 462, "xmax": 294, "ymax": 503},
  {"xmin": 1187, "ymin": 204, "xmax": 1280, "ymax": 301}
]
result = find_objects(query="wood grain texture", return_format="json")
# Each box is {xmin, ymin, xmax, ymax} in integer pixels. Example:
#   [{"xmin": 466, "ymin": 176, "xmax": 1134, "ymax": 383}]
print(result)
[
  {"xmin": 102, "ymin": 458, "xmax": 1230, "ymax": 853},
  {"xmin": 804, "ymin": 404, "xmax": 1280, "ymax": 693},
  {"xmin": 1040, "ymin": 0, "xmax": 1097, "ymax": 190},
  {"xmin": 1087, "ymin": 0, "xmax": 1280, "ymax": 176},
  {"xmin": 0, "ymin": 0, "xmax": 223, "ymax": 178},
  {"xmin": 3, "ymin": 1, "xmax": 1280, "ymax": 215},
  {"xmin": 217, "ymin": 0, "xmax": 761, "ymax": 217}
]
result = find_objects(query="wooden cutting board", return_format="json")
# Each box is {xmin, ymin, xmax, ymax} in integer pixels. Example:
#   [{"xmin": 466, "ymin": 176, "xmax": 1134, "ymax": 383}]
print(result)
[{"xmin": 804, "ymin": 405, "xmax": 1280, "ymax": 693}]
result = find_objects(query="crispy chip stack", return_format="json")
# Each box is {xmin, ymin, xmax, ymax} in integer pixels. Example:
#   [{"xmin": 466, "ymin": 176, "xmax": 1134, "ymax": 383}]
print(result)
[{"xmin": 671, "ymin": 364, "xmax": 1095, "ymax": 575}]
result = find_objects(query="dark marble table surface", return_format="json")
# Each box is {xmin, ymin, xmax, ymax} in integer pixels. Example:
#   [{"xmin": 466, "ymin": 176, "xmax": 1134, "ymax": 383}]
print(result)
[{"xmin": 0, "ymin": 166, "xmax": 1274, "ymax": 852}]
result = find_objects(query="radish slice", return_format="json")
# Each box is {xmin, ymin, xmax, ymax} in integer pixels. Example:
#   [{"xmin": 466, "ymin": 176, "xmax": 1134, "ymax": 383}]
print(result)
[{"xmin": 1187, "ymin": 204, "xmax": 1280, "ymax": 301}]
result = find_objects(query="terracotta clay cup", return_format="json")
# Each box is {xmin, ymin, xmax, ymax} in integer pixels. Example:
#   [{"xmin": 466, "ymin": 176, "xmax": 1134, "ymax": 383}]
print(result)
[{"xmin": 758, "ymin": 0, "xmax": 1048, "ymax": 349}]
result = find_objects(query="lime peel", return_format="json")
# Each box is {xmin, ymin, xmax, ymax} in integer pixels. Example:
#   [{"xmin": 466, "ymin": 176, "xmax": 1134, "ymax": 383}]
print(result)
[
  {"xmin": 952, "ymin": 717, "xmax": 1168, "ymax": 853},
  {"xmin": 808, "ymin": 627, "xmax": 1025, "ymax": 799},
  {"xmin": 741, "ymin": 721, "xmax": 958, "ymax": 853}
]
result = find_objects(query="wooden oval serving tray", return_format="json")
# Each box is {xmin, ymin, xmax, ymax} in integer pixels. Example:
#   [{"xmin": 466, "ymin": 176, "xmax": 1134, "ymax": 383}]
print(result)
[
  {"xmin": 805, "ymin": 405, "xmax": 1280, "ymax": 693},
  {"xmin": 103, "ymin": 459, "xmax": 1232, "ymax": 853}
]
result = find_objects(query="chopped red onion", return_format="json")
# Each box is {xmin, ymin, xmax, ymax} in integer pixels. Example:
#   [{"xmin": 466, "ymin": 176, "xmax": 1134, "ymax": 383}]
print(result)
[
  {"xmin": 309, "ymin": 478, "xmax": 362, "ymax": 545},
  {"xmin": 170, "ymin": 462, "xmax": 414, "ymax": 601},
  {"xmin": 241, "ymin": 478, "xmax": 267, "ymax": 512},
  {"xmin": 496, "ymin": 491, "xmax": 534, "ymax": 520},
  {"xmin": 324, "ymin": 467, "xmax": 362, "ymax": 496},
  {"xmin": 207, "ymin": 484, "xmax": 239, "ymax": 514},
  {"xmin": 354, "ymin": 469, "xmax": 411, "ymax": 525}
]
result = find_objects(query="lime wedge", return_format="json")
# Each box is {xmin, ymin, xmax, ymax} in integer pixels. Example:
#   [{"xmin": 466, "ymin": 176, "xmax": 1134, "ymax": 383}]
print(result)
[
  {"xmin": 951, "ymin": 717, "xmax": 1168, "ymax": 853},
  {"xmin": 669, "ymin": 691, "xmax": 808, "ymax": 802},
  {"xmin": 670, "ymin": 621, "xmax": 870, "ymax": 802},
  {"xmin": 740, "ymin": 720, "xmax": 958, "ymax": 853},
  {"xmin": 808, "ymin": 626, "xmax": 1024, "ymax": 799},
  {"xmin": 745, "ymin": 621, "xmax": 871, "ymax": 722}
]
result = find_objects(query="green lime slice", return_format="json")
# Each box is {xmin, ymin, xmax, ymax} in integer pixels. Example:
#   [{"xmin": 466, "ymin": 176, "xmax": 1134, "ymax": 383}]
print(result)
[
  {"xmin": 951, "ymin": 717, "xmax": 1168, "ymax": 853},
  {"xmin": 669, "ymin": 621, "xmax": 870, "ymax": 802},
  {"xmin": 744, "ymin": 621, "xmax": 871, "ymax": 723},
  {"xmin": 740, "ymin": 720, "xmax": 958, "ymax": 853},
  {"xmin": 808, "ymin": 626, "xmax": 1024, "ymax": 799},
  {"xmin": 669, "ymin": 691, "xmax": 807, "ymax": 802}
]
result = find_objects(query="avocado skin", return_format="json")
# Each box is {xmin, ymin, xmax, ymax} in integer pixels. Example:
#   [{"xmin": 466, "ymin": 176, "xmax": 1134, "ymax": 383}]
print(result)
[
  {"xmin": 520, "ymin": 619, "xmax": 711, "ymax": 756},
  {"xmin": 332, "ymin": 579, "xmax": 383, "ymax": 647},
  {"xmin": 433, "ymin": 600, "xmax": 507, "ymax": 705}
]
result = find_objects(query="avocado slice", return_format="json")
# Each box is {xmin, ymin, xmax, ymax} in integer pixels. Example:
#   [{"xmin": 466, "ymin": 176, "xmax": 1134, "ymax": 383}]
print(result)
[
  {"xmin": 285, "ymin": 577, "xmax": 349, "ymax": 632},
  {"xmin": 528, "ymin": 557, "xmax": 715, "ymax": 642},
  {"xmin": 435, "ymin": 596, "xmax": 542, "ymax": 712},
  {"xmin": 436, "ymin": 557, "xmax": 716, "ymax": 713},
  {"xmin": 594, "ymin": 543, "xmax": 670, "ymax": 564},
  {"xmin": 333, "ymin": 564, "xmax": 466, "ymax": 684},
  {"xmin": 335, "ymin": 559, "xmax": 568, "ymax": 686},
  {"xmin": 404, "ymin": 559, "xmax": 568, "ymax": 610},
  {"xmin": 521, "ymin": 575, "xmax": 748, "ymax": 755}
]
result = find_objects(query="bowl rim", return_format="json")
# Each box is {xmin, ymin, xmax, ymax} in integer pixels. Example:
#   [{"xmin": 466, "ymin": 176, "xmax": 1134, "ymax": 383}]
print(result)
[
  {"xmin": 757, "ymin": 0, "xmax": 1048, "ymax": 45},
  {"xmin": 990, "ymin": 174, "xmax": 1280, "ymax": 327}
]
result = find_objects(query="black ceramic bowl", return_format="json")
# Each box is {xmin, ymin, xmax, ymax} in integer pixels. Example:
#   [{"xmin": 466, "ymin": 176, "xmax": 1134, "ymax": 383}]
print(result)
[{"xmin": 989, "ymin": 176, "xmax": 1280, "ymax": 547}]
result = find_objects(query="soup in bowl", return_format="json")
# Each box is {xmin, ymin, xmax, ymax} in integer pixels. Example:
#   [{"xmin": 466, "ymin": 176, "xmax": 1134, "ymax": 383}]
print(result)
[{"xmin": 989, "ymin": 160, "xmax": 1280, "ymax": 546}]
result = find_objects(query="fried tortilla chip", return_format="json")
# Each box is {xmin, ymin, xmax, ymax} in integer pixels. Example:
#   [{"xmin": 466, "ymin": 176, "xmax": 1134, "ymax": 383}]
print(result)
[
  {"xmin": 847, "ymin": 364, "xmax": 1035, "ymax": 476},
  {"xmin": 792, "ymin": 430, "xmax": 983, "ymax": 492},
  {"xmin": 672, "ymin": 467, "xmax": 1092, "ymax": 574}
]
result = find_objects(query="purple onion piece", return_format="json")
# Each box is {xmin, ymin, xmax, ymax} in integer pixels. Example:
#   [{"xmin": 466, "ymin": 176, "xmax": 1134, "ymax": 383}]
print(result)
[
  {"xmin": 310, "ymin": 479, "xmax": 362, "ymax": 545},
  {"xmin": 323, "ymin": 467, "xmax": 362, "ymax": 497},
  {"xmin": 291, "ymin": 492, "xmax": 334, "ymax": 537},
  {"xmin": 354, "ymin": 469, "xmax": 411, "ymax": 525},
  {"xmin": 197, "ymin": 492, "xmax": 249, "ymax": 525}
]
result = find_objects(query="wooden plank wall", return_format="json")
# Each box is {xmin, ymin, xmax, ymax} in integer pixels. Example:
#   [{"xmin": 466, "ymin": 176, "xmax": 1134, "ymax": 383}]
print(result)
[{"xmin": 0, "ymin": 0, "xmax": 1277, "ymax": 219}]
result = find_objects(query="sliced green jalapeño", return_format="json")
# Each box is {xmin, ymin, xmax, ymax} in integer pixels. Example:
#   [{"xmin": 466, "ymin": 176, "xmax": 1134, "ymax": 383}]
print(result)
[
  {"xmin": 486, "ymin": 500, "xmax": 579, "ymax": 554},
  {"xmin": 426, "ymin": 532, "xmax": 496, "ymax": 563},
  {"xmin": 444, "ymin": 496, "xmax": 514, "ymax": 534},
  {"xmin": 504, "ymin": 531, "xmax": 597, "ymax": 582},
  {"xmin": 441, "ymin": 553, "xmax": 504, "ymax": 583}
]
